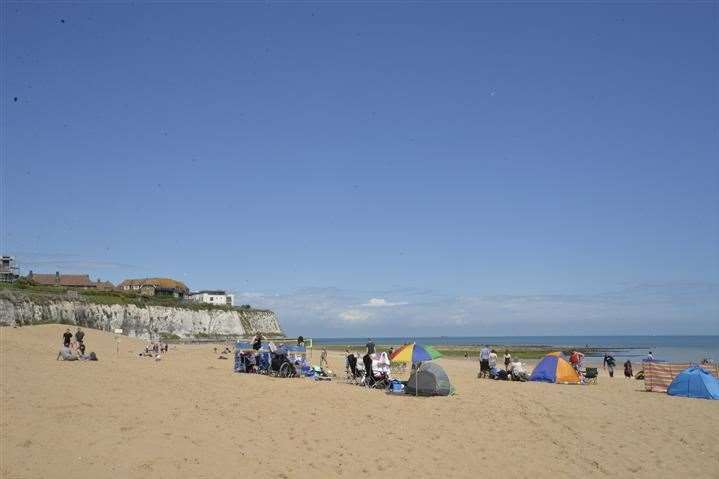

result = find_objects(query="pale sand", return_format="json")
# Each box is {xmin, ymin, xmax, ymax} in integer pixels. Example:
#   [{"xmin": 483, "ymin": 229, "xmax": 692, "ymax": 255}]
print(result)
[{"xmin": 1, "ymin": 325, "xmax": 718, "ymax": 479}]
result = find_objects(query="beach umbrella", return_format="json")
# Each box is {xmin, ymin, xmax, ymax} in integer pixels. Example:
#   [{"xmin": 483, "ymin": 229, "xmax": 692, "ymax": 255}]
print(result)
[{"xmin": 390, "ymin": 343, "xmax": 442, "ymax": 364}]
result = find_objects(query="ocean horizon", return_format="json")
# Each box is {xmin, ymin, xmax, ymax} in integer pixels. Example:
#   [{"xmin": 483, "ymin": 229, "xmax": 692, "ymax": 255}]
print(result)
[{"xmin": 311, "ymin": 335, "xmax": 719, "ymax": 363}]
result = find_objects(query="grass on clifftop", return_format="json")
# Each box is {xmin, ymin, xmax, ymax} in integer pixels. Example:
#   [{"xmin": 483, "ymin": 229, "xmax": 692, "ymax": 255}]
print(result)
[{"xmin": 0, "ymin": 282, "xmax": 268, "ymax": 313}]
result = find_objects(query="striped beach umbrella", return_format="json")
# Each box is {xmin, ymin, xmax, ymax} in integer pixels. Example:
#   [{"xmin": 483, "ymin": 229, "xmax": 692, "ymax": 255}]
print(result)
[{"xmin": 390, "ymin": 343, "xmax": 442, "ymax": 364}]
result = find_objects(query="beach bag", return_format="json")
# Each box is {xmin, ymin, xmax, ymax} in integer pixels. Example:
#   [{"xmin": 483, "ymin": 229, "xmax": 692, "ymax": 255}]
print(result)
[
  {"xmin": 389, "ymin": 380, "xmax": 405, "ymax": 393},
  {"xmin": 89, "ymin": 352, "xmax": 97, "ymax": 361},
  {"xmin": 496, "ymin": 370, "xmax": 509, "ymax": 380}
]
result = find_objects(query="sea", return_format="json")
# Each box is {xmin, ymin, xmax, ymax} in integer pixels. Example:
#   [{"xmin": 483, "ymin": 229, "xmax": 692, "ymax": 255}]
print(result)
[{"xmin": 311, "ymin": 335, "xmax": 719, "ymax": 364}]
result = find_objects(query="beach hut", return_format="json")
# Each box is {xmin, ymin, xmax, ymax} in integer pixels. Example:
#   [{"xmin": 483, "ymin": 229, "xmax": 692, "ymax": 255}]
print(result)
[
  {"xmin": 667, "ymin": 366, "xmax": 719, "ymax": 400},
  {"xmin": 405, "ymin": 362, "xmax": 452, "ymax": 396},
  {"xmin": 529, "ymin": 352, "xmax": 581, "ymax": 384}
]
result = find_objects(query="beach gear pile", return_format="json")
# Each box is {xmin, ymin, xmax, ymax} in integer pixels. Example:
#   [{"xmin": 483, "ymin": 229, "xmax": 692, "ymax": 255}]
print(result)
[
  {"xmin": 234, "ymin": 341, "xmax": 327, "ymax": 379},
  {"xmin": 345, "ymin": 351, "xmax": 393, "ymax": 389}
]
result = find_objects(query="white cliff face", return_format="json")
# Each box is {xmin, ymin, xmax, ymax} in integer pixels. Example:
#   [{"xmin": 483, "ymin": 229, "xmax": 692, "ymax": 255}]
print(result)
[{"xmin": 0, "ymin": 294, "xmax": 282, "ymax": 339}]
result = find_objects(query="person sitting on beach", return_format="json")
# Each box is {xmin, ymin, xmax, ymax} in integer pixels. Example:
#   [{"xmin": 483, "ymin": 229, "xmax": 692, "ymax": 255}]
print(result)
[
  {"xmin": 57, "ymin": 345, "xmax": 78, "ymax": 361},
  {"xmin": 624, "ymin": 360, "xmax": 633, "ymax": 378},
  {"xmin": 647, "ymin": 351, "xmax": 655, "ymax": 361},
  {"xmin": 504, "ymin": 350, "xmax": 511, "ymax": 370},
  {"xmin": 478, "ymin": 345, "xmax": 491, "ymax": 378}
]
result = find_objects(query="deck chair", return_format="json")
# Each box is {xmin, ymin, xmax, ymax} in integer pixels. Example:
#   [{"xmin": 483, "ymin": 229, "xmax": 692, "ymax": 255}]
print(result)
[{"xmin": 584, "ymin": 367, "xmax": 598, "ymax": 384}]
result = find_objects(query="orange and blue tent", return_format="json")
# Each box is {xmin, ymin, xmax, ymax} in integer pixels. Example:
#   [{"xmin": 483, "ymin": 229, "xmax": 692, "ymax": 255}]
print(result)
[{"xmin": 529, "ymin": 352, "xmax": 581, "ymax": 384}]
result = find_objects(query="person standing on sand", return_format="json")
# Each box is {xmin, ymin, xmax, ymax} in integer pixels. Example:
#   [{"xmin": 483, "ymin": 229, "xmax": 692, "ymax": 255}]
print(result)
[
  {"xmin": 478, "ymin": 345, "xmax": 491, "ymax": 378},
  {"xmin": 62, "ymin": 329, "xmax": 72, "ymax": 347},
  {"xmin": 320, "ymin": 348, "xmax": 328, "ymax": 369},
  {"xmin": 366, "ymin": 338, "xmax": 375, "ymax": 355},
  {"xmin": 252, "ymin": 334, "xmax": 262, "ymax": 351},
  {"xmin": 75, "ymin": 328, "xmax": 85, "ymax": 345},
  {"xmin": 504, "ymin": 350, "xmax": 511, "ymax": 370},
  {"xmin": 489, "ymin": 349, "xmax": 498, "ymax": 370},
  {"xmin": 605, "ymin": 354, "xmax": 616, "ymax": 378},
  {"xmin": 570, "ymin": 351, "xmax": 584, "ymax": 372}
]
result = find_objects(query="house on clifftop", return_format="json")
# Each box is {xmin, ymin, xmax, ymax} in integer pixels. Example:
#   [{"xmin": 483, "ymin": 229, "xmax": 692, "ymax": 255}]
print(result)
[
  {"xmin": 27, "ymin": 271, "xmax": 114, "ymax": 290},
  {"xmin": 117, "ymin": 278, "xmax": 189, "ymax": 298},
  {"xmin": 189, "ymin": 290, "xmax": 234, "ymax": 306}
]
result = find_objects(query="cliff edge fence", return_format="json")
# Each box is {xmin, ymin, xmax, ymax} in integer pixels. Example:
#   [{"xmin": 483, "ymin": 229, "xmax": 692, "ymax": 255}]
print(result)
[{"xmin": 0, "ymin": 288, "xmax": 283, "ymax": 339}]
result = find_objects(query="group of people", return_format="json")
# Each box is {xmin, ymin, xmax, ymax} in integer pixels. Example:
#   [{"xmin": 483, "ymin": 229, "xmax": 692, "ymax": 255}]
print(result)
[
  {"xmin": 57, "ymin": 327, "xmax": 96, "ymax": 361},
  {"xmin": 344, "ymin": 338, "xmax": 393, "ymax": 388},
  {"xmin": 139, "ymin": 341, "xmax": 169, "ymax": 358},
  {"xmin": 476, "ymin": 346, "xmax": 527, "ymax": 380},
  {"xmin": 602, "ymin": 352, "xmax": 634, "ymax": 378}
]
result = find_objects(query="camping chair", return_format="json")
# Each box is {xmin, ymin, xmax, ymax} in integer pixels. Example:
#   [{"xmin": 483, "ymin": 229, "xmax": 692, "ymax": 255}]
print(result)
[
  {"xmin": 256, "ymin": 352, "xmax": 271, "ymax": 375},
  {"xmin": 583, "ymin": 367, "xmax": 598, "ymax": 385}
]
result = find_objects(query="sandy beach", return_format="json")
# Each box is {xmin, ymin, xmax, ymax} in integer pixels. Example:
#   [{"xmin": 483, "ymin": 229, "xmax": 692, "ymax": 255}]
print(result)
[{"xmin": 1, "ymin": 324, "xmax": 717, "ymax": 478}]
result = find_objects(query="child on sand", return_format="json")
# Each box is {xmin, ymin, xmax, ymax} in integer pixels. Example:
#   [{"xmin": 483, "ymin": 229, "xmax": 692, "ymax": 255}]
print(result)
[
  {"xmin": 504, "ymin": 350, "xmax": 511, "ymax": 370},
  {"xmin": 624, "ymin": 360, "xmax": 633, "ymax": 378}
]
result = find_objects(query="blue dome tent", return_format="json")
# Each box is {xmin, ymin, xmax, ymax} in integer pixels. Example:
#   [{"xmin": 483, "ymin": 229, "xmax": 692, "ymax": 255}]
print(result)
[{"xmin": 667, "ymin": 366, "xmax": 719, "ymax": 400}]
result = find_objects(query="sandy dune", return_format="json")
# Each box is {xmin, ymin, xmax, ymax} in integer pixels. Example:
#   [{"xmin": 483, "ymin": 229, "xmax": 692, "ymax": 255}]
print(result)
[{"xmin": 1, "ymin": 325, "xmax": 717, "ymax": 478}]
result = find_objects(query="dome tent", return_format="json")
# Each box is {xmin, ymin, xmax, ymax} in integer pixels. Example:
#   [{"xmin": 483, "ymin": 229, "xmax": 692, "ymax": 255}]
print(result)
[
  {"xmin": 667, "ymin": 366, "xmax": 719, "ymax": 400},
  {"xmin": 529, "ymin": 352, "xmax": 581, "ymax": 384},
  {"xmin": 405, "ymin": 362, "xmax": 452, "ymax": 396}
]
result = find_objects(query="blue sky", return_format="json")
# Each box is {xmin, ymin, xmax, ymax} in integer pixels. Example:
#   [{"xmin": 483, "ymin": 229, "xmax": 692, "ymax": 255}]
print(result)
[{"xmin": 2, "ymin": 2, "xmax": 717, "ymax": 336}]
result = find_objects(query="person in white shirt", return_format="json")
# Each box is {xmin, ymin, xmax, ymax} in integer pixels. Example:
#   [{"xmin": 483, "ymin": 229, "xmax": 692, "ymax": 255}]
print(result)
[
  {"xmin": 489, "ymin": 349, "xmax": 498, "ymax": 370},
  {"xmin": 503, "ymin": 350, "xmax": 512, "ymax": 370},
  {"xmin": 478, "ymin": 346, "xmax": 491, "ymax": 378}
]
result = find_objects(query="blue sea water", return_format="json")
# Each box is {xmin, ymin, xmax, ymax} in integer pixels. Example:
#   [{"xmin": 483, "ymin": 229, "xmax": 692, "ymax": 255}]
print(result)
[{"xmin": 311, "ymin": 335, "xmax": 719, "ymax": 364}]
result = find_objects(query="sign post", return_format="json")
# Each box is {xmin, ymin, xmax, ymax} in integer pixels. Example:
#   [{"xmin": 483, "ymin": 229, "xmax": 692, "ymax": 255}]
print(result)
[{"xmin": 114, "ymin": 329, "xmax": 123, "ymax": 357}]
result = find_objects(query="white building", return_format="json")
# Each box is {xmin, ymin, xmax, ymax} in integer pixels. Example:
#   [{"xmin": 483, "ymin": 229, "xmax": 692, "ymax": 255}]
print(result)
[{"xmin": 189, "ymin": 290, "xmax": 234, "ymax": 306}]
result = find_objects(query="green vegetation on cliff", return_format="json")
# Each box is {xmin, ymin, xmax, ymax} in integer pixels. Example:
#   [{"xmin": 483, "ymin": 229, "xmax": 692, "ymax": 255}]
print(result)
[{"xmin": 0, "ymin": 282, "xmax": 269, "ymax": 313}]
